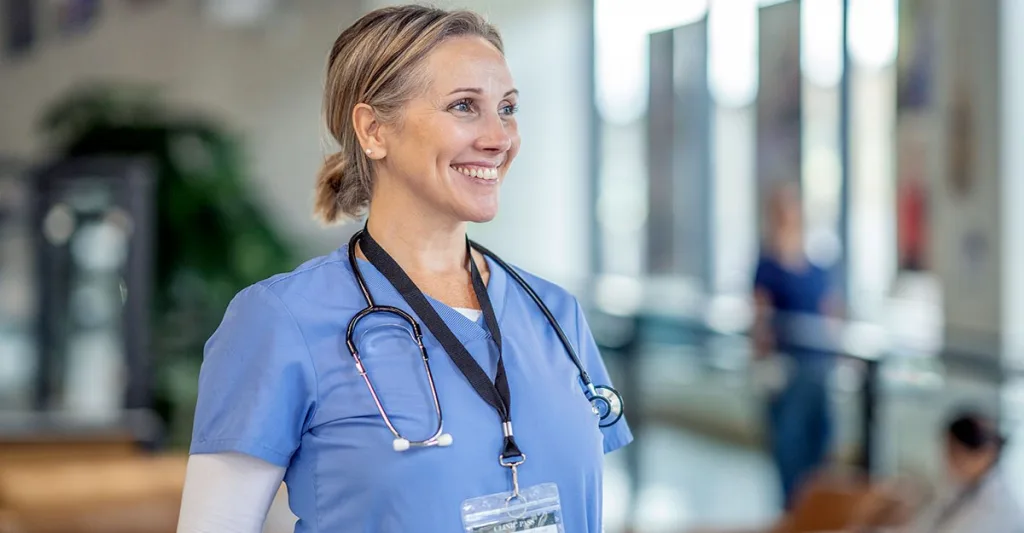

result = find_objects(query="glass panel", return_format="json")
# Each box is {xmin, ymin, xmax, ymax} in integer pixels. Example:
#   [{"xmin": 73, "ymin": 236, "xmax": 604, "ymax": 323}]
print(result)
[
  {"xmin": 38, "ymin": 171, "xmax": 135, "ymax": 420},
  {"xmin": 0, "ymin": 162, "xmax": 37, "ymax": 411}
]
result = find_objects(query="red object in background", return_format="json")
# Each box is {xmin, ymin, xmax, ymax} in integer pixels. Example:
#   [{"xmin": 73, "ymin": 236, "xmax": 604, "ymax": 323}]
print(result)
[{"xmin": 897, "ymin": 178, "xmax": 928, "ymax": 271}]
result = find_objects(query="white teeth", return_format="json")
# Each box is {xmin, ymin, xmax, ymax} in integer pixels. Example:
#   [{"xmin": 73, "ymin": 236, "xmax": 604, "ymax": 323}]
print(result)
[{"xmin": 454, "ymin": 166, "xmax": 499, "ymax": 180}]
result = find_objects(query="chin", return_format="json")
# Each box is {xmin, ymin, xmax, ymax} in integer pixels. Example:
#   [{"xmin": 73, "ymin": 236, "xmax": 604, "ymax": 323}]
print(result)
[
  {"xmin": 458, "ymin": 202, "xmax": 500, "ymax": 224},
  {"xmin": 450, "ymin": 191, "xmax": 501, "ymax": 223},
  {"xmin": 463, "ymin": 208, "xmax": 499, "ymax": 224}
]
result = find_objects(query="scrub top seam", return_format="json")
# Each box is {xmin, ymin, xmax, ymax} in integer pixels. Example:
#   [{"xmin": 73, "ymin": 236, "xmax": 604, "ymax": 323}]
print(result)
[
  {"xmin": 265, "ymin": 257, "xmax": 350, "ymax": 533},
  {"xmin": 190, "ymin": 436, "xmax": 292, "ymax": 465},
  {"xmin": 257, "ymin": 281, "xmax": 322, "ymax": 432}
]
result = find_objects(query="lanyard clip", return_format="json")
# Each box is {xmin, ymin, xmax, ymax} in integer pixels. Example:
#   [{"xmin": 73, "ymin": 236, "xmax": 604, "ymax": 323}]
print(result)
[
  {"xmin": 499, "ymin": 429, "xmax": 526, "ymax": 503},
  {"xmin": 507, "ymin": 462, "xmax": 522, "ymax": 501}
]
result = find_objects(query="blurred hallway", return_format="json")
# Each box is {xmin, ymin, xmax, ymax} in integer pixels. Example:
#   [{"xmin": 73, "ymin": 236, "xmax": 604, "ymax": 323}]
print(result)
[
  {"xmin": 597, "ymin": 342, "xmax": 1024, "ymax": 532},
  {"xmin": 3, "ymin": 0, "xmax": 1024, "ymax": 531}
]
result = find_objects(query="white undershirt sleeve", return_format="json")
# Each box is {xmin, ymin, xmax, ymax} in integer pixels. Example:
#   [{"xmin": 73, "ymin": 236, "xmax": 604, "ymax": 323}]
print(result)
[{"xmin": 176, "ymin": 452, "xmax": 287, "ymax": 533}]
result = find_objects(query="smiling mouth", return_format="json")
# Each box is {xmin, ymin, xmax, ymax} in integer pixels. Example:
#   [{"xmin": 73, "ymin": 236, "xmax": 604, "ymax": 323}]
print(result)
[{"xmin": 451, "ymin": 165, "xmax": 500, "ymax": 181}]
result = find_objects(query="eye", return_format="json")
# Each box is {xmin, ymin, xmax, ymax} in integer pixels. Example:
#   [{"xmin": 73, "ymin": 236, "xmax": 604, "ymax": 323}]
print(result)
[
  {"xmin": 449, "ymin": 98, "xmax": 474, "ymax": 114},
  {"xmin": 500, "ymin": 103, "xmax": 519, "ymax": 116}
]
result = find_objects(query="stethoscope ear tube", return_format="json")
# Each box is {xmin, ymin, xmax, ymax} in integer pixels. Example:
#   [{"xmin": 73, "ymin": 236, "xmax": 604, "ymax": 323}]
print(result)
[{"xmin": 472, "ymin": 240, "xmax": 626, "ymax": 428}]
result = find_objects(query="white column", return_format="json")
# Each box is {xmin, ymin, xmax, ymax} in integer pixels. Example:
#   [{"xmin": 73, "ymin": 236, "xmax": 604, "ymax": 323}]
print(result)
[
  {"xmin": 930, "ymin": 0, "xmax": 1003, "ymax": 361},
  {"xmin": 846, "ymin": 0, "xmax": 898, "ymax": 321},
  {"xmin": 1001, "ymin": 0, "xmax": 1024, "ymax": 371}
]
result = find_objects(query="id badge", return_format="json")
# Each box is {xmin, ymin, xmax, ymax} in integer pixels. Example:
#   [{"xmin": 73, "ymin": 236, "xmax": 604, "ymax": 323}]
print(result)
[{"xmin": 461, "ymin": 482, "xmax": 565, "ymax": 532}]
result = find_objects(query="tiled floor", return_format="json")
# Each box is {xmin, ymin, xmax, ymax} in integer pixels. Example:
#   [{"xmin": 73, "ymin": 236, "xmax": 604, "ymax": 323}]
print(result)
[{"xmin": 602, "ymin": 424, "xmax": 779, "ymax": 533}]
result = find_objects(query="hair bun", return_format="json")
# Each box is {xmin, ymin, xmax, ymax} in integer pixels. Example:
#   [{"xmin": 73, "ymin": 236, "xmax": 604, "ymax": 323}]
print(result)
[{"xmin": 314, "ymin": 151, "xmax": 348, "ymax": 224}]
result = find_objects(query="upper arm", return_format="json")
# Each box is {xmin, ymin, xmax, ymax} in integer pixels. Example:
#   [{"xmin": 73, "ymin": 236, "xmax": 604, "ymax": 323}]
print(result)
[
  {"xmin": 177, "ymin": 453, "xmax": 287, "ymax": 533},
  {"xmin": 571, "ymin": 298, "xmax": 633, "ymax": 455},
  {"xmin": 753, "ymin": 257, "xmax": 773, "ymax": 292},
  {"xmin": 189, "ymin": 284, "xmax": 318, "ymax": 467},
  {"xmin": 820, "ymin": 268, "xmax": 845, "ymax": 318},
  {"xmin": 754, "ymin": 288, "xmax": 774, "ymax": 315}
]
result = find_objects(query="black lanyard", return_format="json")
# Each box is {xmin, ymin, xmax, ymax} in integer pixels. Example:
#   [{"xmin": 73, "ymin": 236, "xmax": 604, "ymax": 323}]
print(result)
[{"xmin": 358, "ymin": 229, "xmax": 525, "ymax": 464}]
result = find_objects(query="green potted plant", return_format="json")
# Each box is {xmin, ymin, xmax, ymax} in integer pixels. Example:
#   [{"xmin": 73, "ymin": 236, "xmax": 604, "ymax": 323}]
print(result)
[{"xmin": 39, "ymin": 81, "xmax": 303, "ymax": 447}]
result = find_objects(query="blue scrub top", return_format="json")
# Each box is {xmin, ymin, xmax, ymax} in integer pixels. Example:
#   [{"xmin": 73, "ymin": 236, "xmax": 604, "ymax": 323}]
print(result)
[{"xmin": 189, "ymin": 243, "xmax": 633, "ymax": 532}]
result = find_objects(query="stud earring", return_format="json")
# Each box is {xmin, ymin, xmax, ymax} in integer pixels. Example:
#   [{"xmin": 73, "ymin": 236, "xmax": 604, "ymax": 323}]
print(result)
[{"xmin": 365, "ymin": 148, "xmax": 372, "ymax": 156}]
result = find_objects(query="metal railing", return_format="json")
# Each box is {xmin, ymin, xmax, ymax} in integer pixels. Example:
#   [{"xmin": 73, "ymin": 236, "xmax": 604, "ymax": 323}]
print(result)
[{"xmin": 585, "ymin": 301, "xmax": 886, "ymax": 526}]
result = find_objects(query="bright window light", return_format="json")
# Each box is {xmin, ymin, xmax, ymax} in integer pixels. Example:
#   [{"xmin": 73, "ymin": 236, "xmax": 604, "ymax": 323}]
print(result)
[
  {"xmin": 801, "ymin": 0, "xmax": 844, "ymax": 87},
  {"xmin": 595, "ymin": 0, "xmax": 708, "ymax": 123},
  {"xmin": 708, "ymin": 0, "xmax": 759, "ymax": 107},
  {"xmin": 848, "ymin": 0, "xmax": 898, "ymax": 69}
]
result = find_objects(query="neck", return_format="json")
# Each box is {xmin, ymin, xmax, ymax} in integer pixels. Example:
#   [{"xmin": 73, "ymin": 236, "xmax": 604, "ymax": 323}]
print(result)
[
  {"xmin": 964, "ymin": 456, "xmax": 998, "ymax": 485},
  {"xmin": 364, "ymin": 193, "xmax": 469, "ymax": 277},
  {"xmin": 771, "ymin": 231, "xmax": 805, "ymax": 266}
]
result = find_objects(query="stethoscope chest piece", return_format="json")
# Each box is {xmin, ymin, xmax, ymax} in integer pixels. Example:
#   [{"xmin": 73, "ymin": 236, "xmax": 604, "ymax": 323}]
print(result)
[{"xmin": 588, "ymin": 385, "xmax": 624, "ymax": 428}]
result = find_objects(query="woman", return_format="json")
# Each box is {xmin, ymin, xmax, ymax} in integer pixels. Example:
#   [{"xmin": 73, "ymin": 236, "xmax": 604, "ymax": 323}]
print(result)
[
  {"xmin": 176, "ymin": 5, "xmax": 632, "ymax": 533},
  {"xmin": 752, "ymin": 182, "xmax": 839, "ymax": 510}
]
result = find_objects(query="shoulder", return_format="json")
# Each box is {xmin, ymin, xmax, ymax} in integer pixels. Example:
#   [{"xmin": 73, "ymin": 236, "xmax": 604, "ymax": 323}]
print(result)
[
  {"xmin": 255, "ymin": 246, "xmax": 353, "ymax": 299},
  {"xmin": 491, "ymin": 258, "xmax": 585, "ymax": 328},
  {"xmin": 980, "ymin": 472, "xmax": 1024, "ymax": 516},
  {"xmin": 204, "ymin": 248, "xmax": 362, "ymax": 380},
  {"xmin": 808, "ymin": 262, "xmax": 835, "ymax": 286},
  {"xmin": 756, "ymin": 253, "xmax": 780, "ymax": 271},
  {"xmin": 210, "ymin": 246, "xmax": 364, "ymax": 355},
  {"xmin": 229, "ymin": 245, "xmax": 360, "ymax": 316},
  {"xmin": 754, "ymin": 254, "xmax": 780, "ymax": 286}
]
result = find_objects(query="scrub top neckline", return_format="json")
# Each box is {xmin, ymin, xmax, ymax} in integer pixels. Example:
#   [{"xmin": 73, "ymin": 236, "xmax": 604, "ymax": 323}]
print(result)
[{"xmin": 342, "ymin": 244, "xmax": 509, "ymax": 345}]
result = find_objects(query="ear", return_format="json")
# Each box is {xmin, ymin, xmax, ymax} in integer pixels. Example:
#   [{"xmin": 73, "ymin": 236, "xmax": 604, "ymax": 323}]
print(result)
[{"xmin": 352, "ymin": 103, "xmax": 386, "ymax": 159}]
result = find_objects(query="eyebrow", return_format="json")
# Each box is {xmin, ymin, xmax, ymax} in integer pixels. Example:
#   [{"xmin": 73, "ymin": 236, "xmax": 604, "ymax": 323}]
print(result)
[{"xmin": 448, "ymin": 87, "xmax": 519, "ymax": 97}]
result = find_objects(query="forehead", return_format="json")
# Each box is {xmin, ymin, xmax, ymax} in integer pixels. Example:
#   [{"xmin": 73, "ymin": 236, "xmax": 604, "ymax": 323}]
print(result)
[{"xmin": 420, "ymin": 36, "xmax": 513, "ymax": 95}]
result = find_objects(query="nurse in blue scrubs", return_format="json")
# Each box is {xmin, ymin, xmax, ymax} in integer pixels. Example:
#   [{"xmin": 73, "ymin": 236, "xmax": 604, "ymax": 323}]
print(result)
[
  {"xmin": 178, "ymin": 5, "xmax": 632, "ymax": 533},
  {"xmin": 752, "ymin": 182, "xmax": 840, "ymax": 511}
]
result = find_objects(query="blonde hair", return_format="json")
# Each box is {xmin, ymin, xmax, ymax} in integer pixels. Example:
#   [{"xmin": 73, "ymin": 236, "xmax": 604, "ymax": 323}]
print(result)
[{"xmin": 314, "ymin": 5, "xmax": 504, "ymax": 224}]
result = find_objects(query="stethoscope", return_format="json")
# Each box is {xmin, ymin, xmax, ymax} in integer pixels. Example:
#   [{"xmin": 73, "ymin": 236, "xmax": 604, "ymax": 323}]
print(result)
[{"xmin": 344, "ymin": 229, "xmax": 624, "ymax": 452}]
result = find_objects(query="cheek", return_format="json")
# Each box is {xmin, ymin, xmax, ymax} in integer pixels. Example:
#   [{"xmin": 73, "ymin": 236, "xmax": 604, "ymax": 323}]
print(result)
[
  {"xmin": 432, "ymin": 126, "xmax": 477, "ymax": 162},
  {"xmin": 507, "ymin": 130, "xmax": 522, "ymax": 160}
]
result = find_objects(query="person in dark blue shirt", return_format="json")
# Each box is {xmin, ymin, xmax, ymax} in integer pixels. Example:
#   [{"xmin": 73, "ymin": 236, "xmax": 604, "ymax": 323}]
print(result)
[{"xmin": 752, "ymin": 182, "xmax": 841, "ymax": 510}]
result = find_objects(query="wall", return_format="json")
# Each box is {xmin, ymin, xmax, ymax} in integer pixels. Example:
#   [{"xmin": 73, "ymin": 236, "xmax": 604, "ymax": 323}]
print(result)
[
  {"xmin": 1, "ymin": 0, "xmax": 594, "ymax": 288},
  {"xmin": 1002, "ymin": 0, "xmax": 1024, "ymax": 370},
  {"xmin": 0, "ymin": 1, "xmax": 368, "ymax": 255},
  {"xmin": 929, "ymin": 0, "xmax": 1004, "ymax": 360}
]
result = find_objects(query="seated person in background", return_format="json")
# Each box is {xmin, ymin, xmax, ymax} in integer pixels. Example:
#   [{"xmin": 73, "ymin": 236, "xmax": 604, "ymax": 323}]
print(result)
[{"xmin": 851, "ymin": 410, "xmax": 1023, "ymax": 533}]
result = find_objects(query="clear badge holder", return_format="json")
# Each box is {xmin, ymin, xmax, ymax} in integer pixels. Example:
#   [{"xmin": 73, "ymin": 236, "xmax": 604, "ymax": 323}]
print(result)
[{"xmin": 461, "ymin": 482, "xmax": 565, "ymax": 533}]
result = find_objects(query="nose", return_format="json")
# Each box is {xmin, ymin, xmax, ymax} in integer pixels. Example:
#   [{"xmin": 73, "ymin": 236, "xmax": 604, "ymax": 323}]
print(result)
[{"xmin": 476, "ymin": 112, "xmax": 513, "ymax": 154}]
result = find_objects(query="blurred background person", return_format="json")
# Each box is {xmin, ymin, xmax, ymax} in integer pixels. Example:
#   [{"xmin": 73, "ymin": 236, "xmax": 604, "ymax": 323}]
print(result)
[
  {"xmin": 850, "ymin": 410, "xmax": 1023, "ymax": 533},
  {"xmin": 752, "ymin": 181, "xmax": 842, "ymax": 511}
]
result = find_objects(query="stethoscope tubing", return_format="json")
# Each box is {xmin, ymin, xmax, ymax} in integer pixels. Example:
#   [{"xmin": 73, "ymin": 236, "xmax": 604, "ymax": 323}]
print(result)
[{"xmin": 344, "ymin": 229, "xmax": 623, "ymax": 448}]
